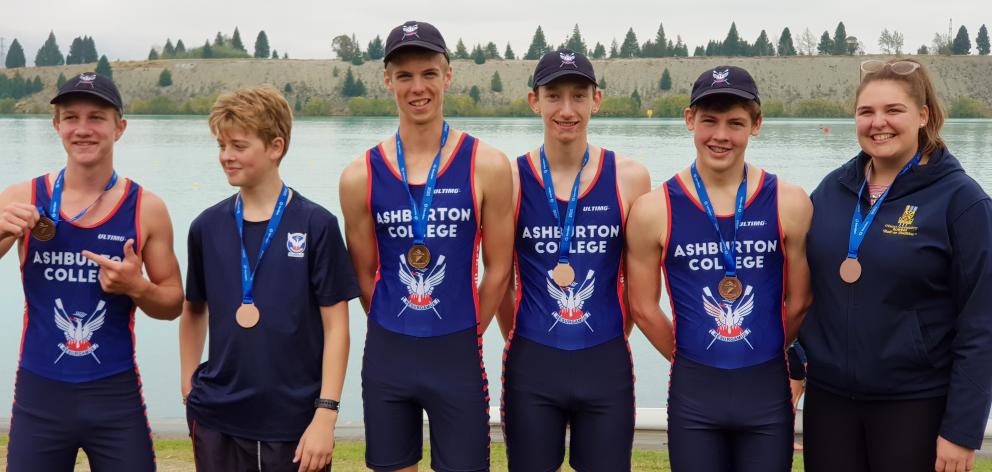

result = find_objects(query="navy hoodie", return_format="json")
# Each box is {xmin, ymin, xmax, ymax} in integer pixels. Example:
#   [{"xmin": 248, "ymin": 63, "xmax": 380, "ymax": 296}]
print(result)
[{"xmin": 801, "ymin": 146, "xmax": 992, "ymax": 449}]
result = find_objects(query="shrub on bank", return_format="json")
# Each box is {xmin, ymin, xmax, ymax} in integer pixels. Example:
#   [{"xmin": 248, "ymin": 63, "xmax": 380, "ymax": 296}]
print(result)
[
  {"xmin": 651, "ymin": 95, "xmax": 690, "ymax": 118},
  {"xmin": 791, "ymin": 99, "xmax": 849, "ymax": 118},
  {"xmin": 348, "ymin": 98, "xmax": 396, "ymax": 116},
  {"xmin": 949, "ymin": 97, "xmax": 992, "ymax": 118},
  {"xmin": 598, "ymin": 97, "xmax": 640, "ymax": 117},
  {"xmin": 0, "ymin": 98, "xmax": 16, "ymax": 113}
]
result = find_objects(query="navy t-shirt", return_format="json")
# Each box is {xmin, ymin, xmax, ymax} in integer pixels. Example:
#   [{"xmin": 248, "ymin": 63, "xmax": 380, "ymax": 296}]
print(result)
[{"xmin": 185, "ymin": 191, "xmax": 359, "ymax": 441}]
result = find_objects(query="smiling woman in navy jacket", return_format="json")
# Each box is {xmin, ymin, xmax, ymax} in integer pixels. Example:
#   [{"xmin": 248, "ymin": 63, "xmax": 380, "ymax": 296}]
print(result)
[{"xmin": 801, "ymin": 58, "xmax": 992, "ymax": 472}]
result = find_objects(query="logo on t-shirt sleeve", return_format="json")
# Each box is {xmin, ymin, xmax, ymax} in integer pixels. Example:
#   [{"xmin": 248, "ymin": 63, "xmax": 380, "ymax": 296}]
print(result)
[{"xmin": 287, "ymin": 233, "xmax": 307, "ymax": 258}]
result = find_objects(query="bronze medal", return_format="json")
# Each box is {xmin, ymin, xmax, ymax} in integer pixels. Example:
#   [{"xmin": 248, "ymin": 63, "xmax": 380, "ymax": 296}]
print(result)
[
  {"xmin": 236, "ymin": 303, "xmax": 260, "ymax": 329},
  {"xmin": 718, "ymin": 276, "xmax": 743, "ymax": 301},
  {"xmin": 839, "ymin": 258, "xmax": 862, "ymax": 284},
  {"xmin": 407, "ymin": 244, "xmax": 431, "ymax": 270},
  {"xmin": 32, "ymin": 216, "xmax": 56, "ymax": 242},
  {"xmin": 551, "ymin": 262, "xmax": 576, "ymax": 287}
]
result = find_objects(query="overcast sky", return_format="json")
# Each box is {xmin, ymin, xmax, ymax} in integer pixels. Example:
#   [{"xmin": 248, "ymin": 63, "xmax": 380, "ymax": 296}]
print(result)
[{"xmin": 2, "ymin": 0, "xmax": 987, "ymax": 63}]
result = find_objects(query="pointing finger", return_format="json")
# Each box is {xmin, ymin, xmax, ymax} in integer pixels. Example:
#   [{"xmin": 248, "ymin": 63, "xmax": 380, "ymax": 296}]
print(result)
[{"xmin": 81, "ymin": 250, "xmax": 115, "ymax": 268}]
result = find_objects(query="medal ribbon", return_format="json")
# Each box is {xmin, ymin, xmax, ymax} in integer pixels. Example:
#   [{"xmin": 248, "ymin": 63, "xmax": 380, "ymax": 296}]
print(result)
[
  {"xmin": 539, "ymin": 145, "xmax": 590, "ymax": 265},
  {"xmin": 395, "ymin": 121, "xmax": 450, "ymax": 246},
  {"xmin": 235, "ymin": 184, "xmax": 289, "ymax": 305},
  {"xmin": 846, "ymin": 151, "xmax": 921, "ymax": 259},
  {"xmin": 42, "ymin": 168, "xmax": 119, "ymax": 224},
  {"xmin": 690, "ymin": 162, "xmax": 747, "ymax": 278}
]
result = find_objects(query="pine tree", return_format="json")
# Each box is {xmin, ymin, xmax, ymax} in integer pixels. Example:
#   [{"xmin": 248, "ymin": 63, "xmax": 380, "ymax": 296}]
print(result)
[
  {"xmin": 472, "ymin": 44, "xmax": 486, "ymax": 64},
  {"xmin": 163, "ymin": 39, "xmax": 175, "ymax": 57},
  {"xmin": 504, "ymin": 43, "xmax": 516, "ymax": 60},
  {"xmin": 818, "ymin": 31, "xmax": 833, "ymax": 55},
  {"xmin": 525, "ymin": 26, "xmax": 550, "ymax": 60},
  {"xmin": 284, "ymin": 83, "xmax": 293, "ymax": 94},
  {"xmin": 231, "ymin": 27, "xmax": 246, "ymax": 52},
  {"xmin": 214, "ymin": 32, "xmax": 225, "ymax": 47},
  {"xmin": 609, "ymin": 39, "xmax": 620, "ymax": 58},
  {"xmin": 5, "ymin": 40, "xmax": 27, "ymax": 68},
  {"xmin": 619, "ymin": 28, "xmax": 641, "ymax": 57},
  {"xmin": 752, "ymin": 30, "xmax": 775, "ymax": 56},
  {"xmin": 35, "ymin": 31, "xmax": 65, "ymax": 67},
  {"xmin": 454, "ymin": 39, "xmax": 470, "ymax": 60},
  {"xmin": 32, "ymin": 76, "xmax": 43, "ymax": 93},
  {"xmin": 56, "ymin": 72, "xmax": 67, "ymax": 89},
  {"xmin": 653, "ymin": 23, "xmax": 669, "ymax": 57},
  {"xmin": 367, "ymin": 35, "xmax": 385, "ymax": 60},
  {"xmin": 148, "ymin": 48, "xmax": 159, "ymax": 60},
  {"xmin": 175, "ymin": 40, "xmax": 186, "ymax": 55},
  {"xmin": 952, "ymin": 25, "xmax": 972, "ymax": 54},
  {"xmin": 283, "ymin": 52, "xmax": 288, "ymax": 59},
  {"xmin": 978, "ymin": 25, "xmax": 991, "ymax": 55},
  {"xmin": 778, "ymin": 27, "xmax": 797, "ymax": 56},
  {"xmin": 592, "ymin": 42, "xmax": 606, "ymax": 59},
  {"xmin": 254, "ymin": 31, "xmax": 270, "ymax": 58},
  {"xmin": 693, "ymin": 45, "xmax": 705, "ymax": 57},
  {"xmin": 95, "ymin": 55, "xmax": 112, "ymax": 78},
  {"xmin": 485, "ymin": 42, "xmax": 501, "ymax": 59},
  {"xmin": 469, "ymin": 85, "xmax": 481, "ymax": 104},
  {"xmin": 722, "ymin": 23, "xmax": 741, "ymax": 56},
  {"xmin": 82, "ymin": 36, "xmax": 98, "ymax": 63},
  {"xmin": 917, "ymin": 45, "xmax": 930, "ymax": 55},
  {"xmin": 491, "ymin": 72, "xmax": 503, "ymax": 92},
  {"xmin": 294, "ymin": 96, "xmax": 302, "ymax": 112},
  {"xmin": 631, "ymin": 89, "xmax": 641, "ymax": 110},
  {"xmin": 527, "ymin": 75, "xmax": 533, "ymax": 88},
  {"xmin": 202, "ymin": 40, "xmax": 214, "ymax": 59},
  {"xmin": 659, "ymin": 68, "xmax": 672, "ymax": 90},
  {"xmin": 158, "ymin": 69, "xmax": 172, "ymax": 87},
  {"xmin": 342, "ymin": 68, "xmax": 366, "ymax": 97},
  {"xmin": 833, "ymin": 22, "xmax": 849, "ymax": 55},
  {"xmin": 272, "ymin": 50, "xmax": 279, "ymax": 59},
  {"xmin": 66, "ymin": 37, "xmax": 85, "ymax": 65},
  {"xmin": 599, "ymin": 76, "xmax": 607, "ymax": 89},
  {"xmin": 566, "ymin": 24, "xmax": 588, "ymax": 55}
]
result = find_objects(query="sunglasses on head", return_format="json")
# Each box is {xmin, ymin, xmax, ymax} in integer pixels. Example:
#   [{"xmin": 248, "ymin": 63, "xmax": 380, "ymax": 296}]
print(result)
[{"xmin": 860, "ymin": 60, "xmax": 921, "ymax": 78}]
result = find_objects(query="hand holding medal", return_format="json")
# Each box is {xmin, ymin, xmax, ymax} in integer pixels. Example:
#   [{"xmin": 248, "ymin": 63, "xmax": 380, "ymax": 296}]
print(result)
[
  {"xmin": 234, "ymin": 184, "xmax": 290, "ymax": 328},
  {"xmin": 690, "ymin": 162, "xmax": 747, "ymax": 301},
  {"xmin": 396, "ymin": 121, "xmax": 450, "ymax": 271},
  {"xmin": 540, "ymin": 145, "xmax": 590, "ymax": 288},
  {"xmin": 840, "ymin": 151, "xmax": 921, "ymax": 284}
]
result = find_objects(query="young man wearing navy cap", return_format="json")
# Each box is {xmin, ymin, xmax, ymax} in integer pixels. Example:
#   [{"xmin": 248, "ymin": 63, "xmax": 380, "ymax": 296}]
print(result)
[
  {"xmin": 339, "ymin": 20, "xmax": 513, "ymax": 472},
  {"xmin": 494, "ymin": 48, "xmax": 650, "ymax": 471},
  {"xmin": 0, "ymin": 72, "xmax": 184, "ymax": 471},
  {"xmin": 626, "ymin": 65, "xmax": 813, "ymax": 471},
  {"xmin": 180, "ymin": 86, "xmax": 358, "ymax": 472}
]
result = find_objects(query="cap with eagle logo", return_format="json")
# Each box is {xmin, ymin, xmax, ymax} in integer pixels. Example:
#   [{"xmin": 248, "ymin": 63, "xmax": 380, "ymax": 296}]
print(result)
[{"xmin": 689, "ymin": 65, "xmax": 760, "ymax": 106}]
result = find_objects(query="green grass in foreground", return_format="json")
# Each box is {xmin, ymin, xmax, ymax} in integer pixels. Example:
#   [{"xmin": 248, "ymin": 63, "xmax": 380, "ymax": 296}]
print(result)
[{"xmin": 1, "ymin": 436, "xmax": 991, "ymax": 471}]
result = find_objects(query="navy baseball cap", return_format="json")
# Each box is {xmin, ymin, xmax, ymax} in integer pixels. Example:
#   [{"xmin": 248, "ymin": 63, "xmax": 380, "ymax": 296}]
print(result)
[
  {"xmin": 533, "ymin": 48, "xmax": 597, "ymax": 87},
  {"xmin": 383, "ymin": 21, "xmax": 449, "ymax": 64},
  {"xmin": 50, "ymin": 72, "xmax": 124, "ymax": 114},
  {"xmin": 690, "ymin": 66, "xmax": 760, "ymax": 106}
]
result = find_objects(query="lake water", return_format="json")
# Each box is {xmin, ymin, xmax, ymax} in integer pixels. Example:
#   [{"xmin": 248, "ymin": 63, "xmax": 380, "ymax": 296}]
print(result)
[{"xmin": 1, "ymin": 116, "xmax": 991, "ymax": 426}]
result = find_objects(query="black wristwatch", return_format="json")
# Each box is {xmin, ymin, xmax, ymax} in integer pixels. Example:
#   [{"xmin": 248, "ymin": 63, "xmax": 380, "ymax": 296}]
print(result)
[{"xmin": 314, "ymin": 398, "xmax": 340, "ymax": 411}]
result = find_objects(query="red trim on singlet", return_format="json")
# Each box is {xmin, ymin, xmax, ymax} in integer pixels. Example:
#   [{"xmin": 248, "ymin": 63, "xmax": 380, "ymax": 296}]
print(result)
[
  {"xmin": 524, "ymin": 148, "xmax": 606, "ymax": 201},
  {"xmin": 470, "ymin": 139, "xmax": 482, "ymax": 328},
  {"xmin": 673, "ymin": 169, "xmax": 767, "ymax": 218},
  {"xmin": 660, "ymin": 183, "xmax": 678, "ymax": 359},
  {"xmin": 134, "ymin": 186, "xmax": 143, "ymax": 253},
  {"xmin": 44, "ymin": 175, "xmax": 133, "ymax": 229},
  {"xmin": 378, "ymin": 132, "xmax": 469, "ymax": 185},
  {"xmin": 614, "ymin": 160, "xmax": 630, "ymax": 330},
  {"xmin": 130, "ymin": 306, "xmax": 157, "ymax": 464},
  {"xmin": 17, "ymin": 182, "xmax": 38, "ymax": 364},
  {"xmin": 365, "ymin": 151, "xmax": 382, "ymax": 306}
]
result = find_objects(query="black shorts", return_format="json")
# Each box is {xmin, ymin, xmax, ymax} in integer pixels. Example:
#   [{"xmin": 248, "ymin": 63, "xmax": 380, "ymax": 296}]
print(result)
[
  {"xmin": 6, "ymin": 368, "xmax": 155, "ymax": 472},
  {"xmin": 501, "ymin": 335, "xmax": 635, "ymax": 472},
  {"xmin": 667, "ymin": 355, "xmax": 794, "ymax": 472},
  {"xmin": 187, "ymin": 411, "xmax": 330, "ymax": 472},
  {"xmin": 362, "ymin": 320, "xmax": 490, "ymax": 472}
]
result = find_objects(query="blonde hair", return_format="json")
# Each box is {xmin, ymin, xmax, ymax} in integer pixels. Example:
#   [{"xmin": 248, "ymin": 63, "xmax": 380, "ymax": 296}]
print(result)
[
  {"xmin": 209, "ymin": 86, "xmax": 293, "ymax": 159},
  {"xmin": 856, "ymin": 59, "xmax": 945, "ymax": 158}
]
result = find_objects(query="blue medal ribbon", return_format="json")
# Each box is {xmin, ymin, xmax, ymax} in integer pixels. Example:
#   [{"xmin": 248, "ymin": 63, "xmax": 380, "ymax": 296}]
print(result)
[
  {"xmin": 846, "ymin": 151, "xmax": 921, "ymax": 260},
  {"xmin": 235, "ymin": 184, "xmax": 290, "ymax": 305},
  {"xmin": 395, "ymin": 121, "xmax": 450, "ymax": 247},
  {"xmin": 690, "ymin": 162, "xmax": 747, "ymax": 278},
  {"xmin": 41, "ymin": 168, "xmax": 119, "ymax": 224},
  {"xmin": 539, "ymin": 145, "xmax": 590, "ymax": 265}
]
